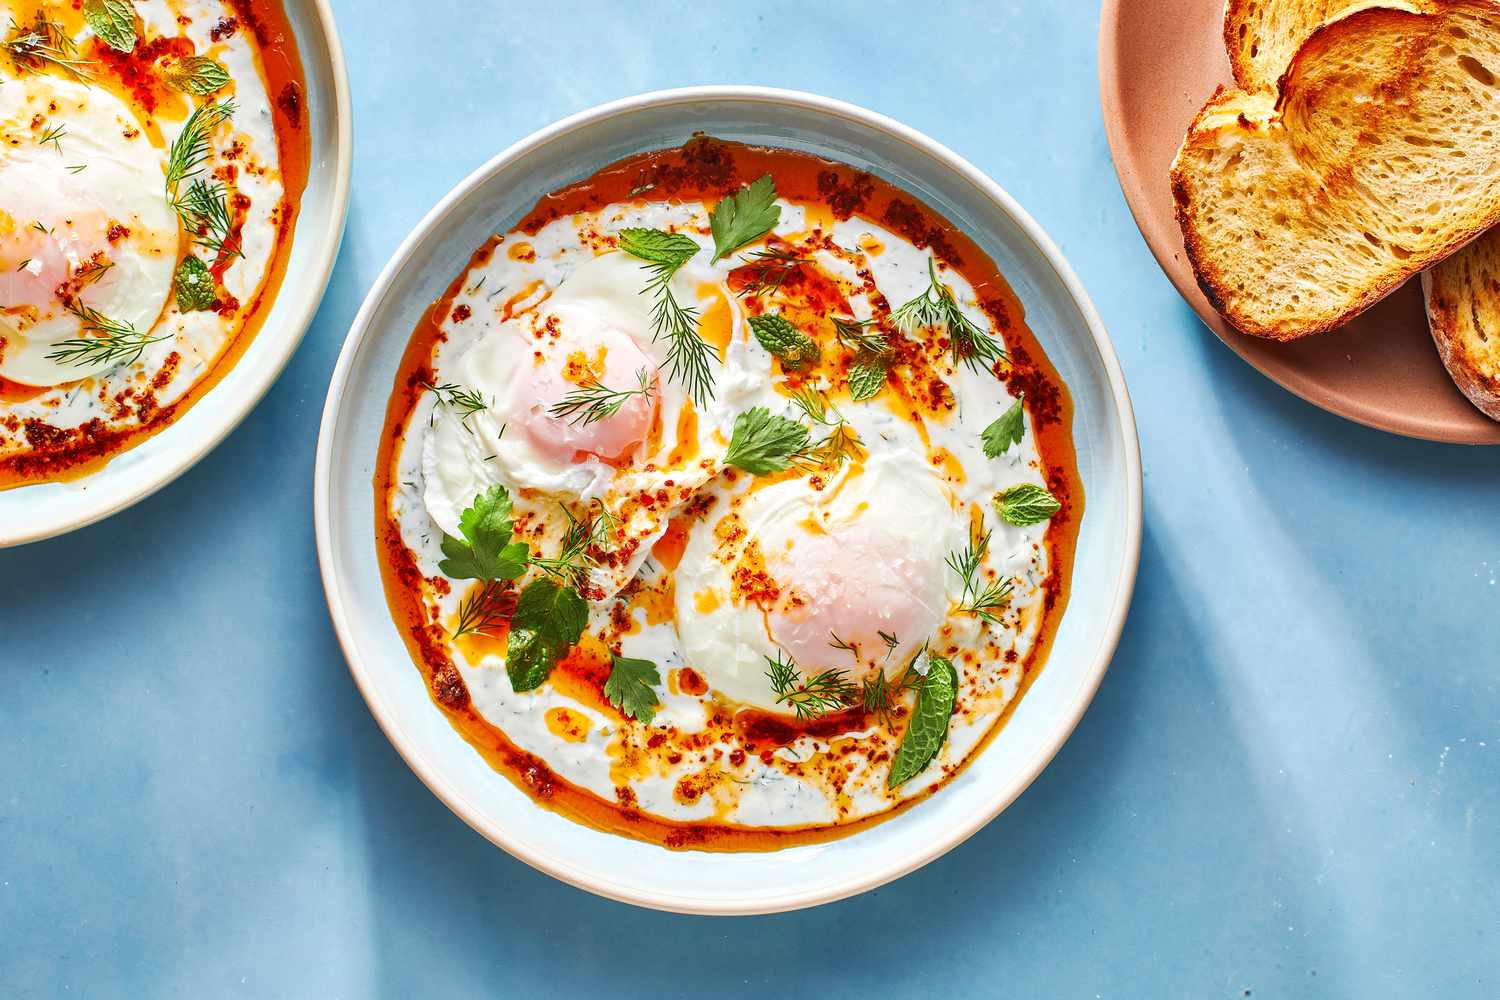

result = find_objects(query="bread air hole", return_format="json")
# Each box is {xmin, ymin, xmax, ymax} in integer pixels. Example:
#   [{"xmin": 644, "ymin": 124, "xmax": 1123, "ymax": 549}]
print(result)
[{"xmin": 1459, "ymin": 55, "xmax": 1497, "ymax": 87}]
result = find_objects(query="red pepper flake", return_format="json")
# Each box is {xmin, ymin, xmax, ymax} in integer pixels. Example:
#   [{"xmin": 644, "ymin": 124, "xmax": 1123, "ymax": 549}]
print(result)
[
  {"xmin": 276, "ymin": 82, "xmax": 303, "ymax": 129},
  {"xmin": 451, "ymin": 304, "xmax": 472, "ymax": 323}
]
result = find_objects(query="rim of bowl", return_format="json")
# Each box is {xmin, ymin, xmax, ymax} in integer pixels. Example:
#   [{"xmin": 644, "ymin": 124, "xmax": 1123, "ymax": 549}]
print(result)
[
  {"xmin": 1, "ymin": 0, "xmax": 354, "ymax": 547},
  {"xmin": 314, "ymin": 86, "xmax": 1144, "ymax": 916}
]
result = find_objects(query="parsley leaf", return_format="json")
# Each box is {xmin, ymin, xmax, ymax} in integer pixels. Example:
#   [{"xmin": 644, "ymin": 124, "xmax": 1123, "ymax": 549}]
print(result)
[
  {"xmin": 618, "ymin": 228, "xmax": 699, "ymax": 269},
  {"xmin": 84, "ymin": 0, "xmax": 136, "ymax": 53},
  {"xmin": 723, "ymin": 406, "xmax": 810, "ymax": 476},
  {"xmin": 165, "ymin": 55, "xmax": 230, "ymax": 95},
  {"xmin": 438, "ymin": 485, "xmax": 531, "ymax": 582},
  {"xmin": 174, "ymin": 256, "xmax": 214, "ymax": 312},
  {"xmin": 888, "ymin": 656, "xmax": 958, "ymax": 788},
  {"xmin": 710, "ymin": 175, "xmax": 780, "ymax": 263},
  {"xmin": 981, "ymin": 394, "xmax": 1026, "ymax": 458},
  {"xmin": 995, "ymin": 483, "xmax": 1061, "ymax": 527},
  {"xmin": 505, "ymin": 578, "xmax": 588, "ymax": 692},
  {"xmin": 847, "ymin": 359, "xmax": 888, "ymax": 401},
  {"xmin": 748, "ymin": 312, "xmax": 819, "ymax": 367},
  {"xmin": 604, "ymin": 654, "xmax": 661, "ymax": 724}
]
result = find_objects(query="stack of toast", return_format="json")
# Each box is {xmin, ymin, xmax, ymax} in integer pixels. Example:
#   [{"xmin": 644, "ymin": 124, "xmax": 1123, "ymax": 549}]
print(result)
[{"xmin": 1173, "ymin": 0, "xmax": 1500, "ymax": 421}]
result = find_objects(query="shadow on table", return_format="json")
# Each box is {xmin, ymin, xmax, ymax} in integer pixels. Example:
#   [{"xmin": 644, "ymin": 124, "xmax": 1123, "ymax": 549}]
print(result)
[{"xmin": 338, "ymin": 522, "xmax": 1327, "ymax": 997}]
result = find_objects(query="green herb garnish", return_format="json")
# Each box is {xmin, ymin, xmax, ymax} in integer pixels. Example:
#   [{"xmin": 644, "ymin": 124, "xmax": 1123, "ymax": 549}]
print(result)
[
  {"xmin": 891, "ymin": 258, "xmax": 1006, "ymax": 373},
  {"xmin": 995, "ymin": 483, "xmax": 1061, "ymax": 527},
  {"xmin": 164, "ymin": 55, "xmax": 230, "ymax": 95},
  {"xmin": 981, "ymin": 394, "xmax": 1026, "ymax": 458},
  {"xmin": 710, "ymin": 175, "xmax": 780, "ymax": 263},
  {"xmin": 748, "ymin": 312, "xmax": 819, "ymax": 367},
  {"xmin": 47, "ymin": 303, "xmax": 166, "ymax": 369},
  {"xmin": 765, "ymin": 651, "xmax": 856, "ymax": 721},
  {"xmin": 723, "ymin": 406, "xmax": 810, "ymax": 476},
  {"xmin": 789, "ymin": 387, "xmax": 865, "ymax": 472},
  {"xmin": 888, "ymin": 656, "xmax": 958, "ymax": 788},
  {"xmin": 83, "ymin": 0, "xmax": 136, "ymax": 53},
  {"xmin": 847, "ymin": 360, "xmax": 887, "ymax": 402},
  {"xmin": 548, "ymin": 367, "xmax": 654, "ymax": 426},
  {"xmin": 4, "ymin": 14, "xmax": 91, "ymax": 79},
  {"xmin": 437, "ymin": 485, "xmax": 531, "ymax": 584},
  {"xmin": 604, "ymin": 654, "xmax": 662, "ymax": 724},
  {"xmin": 530, "ymin": 502, "xmax": 615, "ymax": 591},
  {"xmin": 424, "ymin": 382, "xmax": 489, "ymax": 418},
  {"xmin": 946, "ymin": 529, "xmax": 1014, "ymax": 626},
  {"xmin": 505, "ymin": 578, "xmax": 588, "ymax": 692},
  {"xmin": 736, "ymin": 246, "xmax": 803, "ymax": 298},
  {"xmin": 172, "ymin": 177, "xmax": 242, "ymax": 260},
  {"xmin": 174, "ymin": 256, "xmax": 214, "ymax": 312},
  {"xmin": 165, "ymin": 101, "xmax": 235, "ymax": 189},
  {"xmin": 618, "ymin": 227, "xmax": 716, "ymax": 407}
]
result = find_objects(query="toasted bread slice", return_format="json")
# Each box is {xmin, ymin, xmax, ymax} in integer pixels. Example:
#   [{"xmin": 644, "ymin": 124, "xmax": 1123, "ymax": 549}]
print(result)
[
  {"xmin": 1173, "ymin": 1, "xmax": 1500, "ymax": 341},
  {"xmin": 1422, "ymin": 235, "xmax": 1500, "ymax": 419},
  {"xmin": 1222, "ymin": 1, "xmax": 1420, "ymax": 91}
]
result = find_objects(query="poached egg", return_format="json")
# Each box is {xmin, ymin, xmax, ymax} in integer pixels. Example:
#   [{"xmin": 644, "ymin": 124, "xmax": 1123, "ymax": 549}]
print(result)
[{"xmin": 0, "ymin": 75, "xmax": 179, "ymax": 386}]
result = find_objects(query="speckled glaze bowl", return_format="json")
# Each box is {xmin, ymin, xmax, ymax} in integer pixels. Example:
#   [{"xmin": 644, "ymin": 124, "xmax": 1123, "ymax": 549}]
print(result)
[
  {"xmin": 0, "ymin": 0, "xmax": 353, "ymax": 547},
  {"xmin": 314, "ymin": 87, "xmax": 1141, "ymax": 914}
]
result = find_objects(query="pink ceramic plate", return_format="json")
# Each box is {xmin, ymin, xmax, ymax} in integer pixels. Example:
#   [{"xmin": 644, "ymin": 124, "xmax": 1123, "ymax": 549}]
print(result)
[{"xmin": 1100, "ymin": 0, "xmax": 1500, "ymax": 445}]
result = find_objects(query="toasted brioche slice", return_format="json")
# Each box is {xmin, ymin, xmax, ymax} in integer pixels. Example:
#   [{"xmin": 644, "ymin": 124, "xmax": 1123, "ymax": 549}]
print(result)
[
  {"xmin": 1422, "ymin": 235, "xmax": 1500, "ymax": 418},
  {"xmin": 1222, "ymin": 0, "xmax": 1421, "ymax": 91},
  {"xmin": 1173, "ymin": 1, "xmax": 1500, "ymax": 340}
]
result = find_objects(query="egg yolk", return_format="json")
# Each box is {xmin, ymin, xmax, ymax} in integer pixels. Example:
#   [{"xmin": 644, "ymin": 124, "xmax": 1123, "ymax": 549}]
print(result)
[
  {"xmin": 513, "ymin": 318, "xmax": 658, "ymax": 462},
  {"xmin": 0, "ymin": 207, "xmax": 112, "ymax": 331},
  {"xmin": 765, "ymin": 526, "xmax": 946, "ymax": 679}
]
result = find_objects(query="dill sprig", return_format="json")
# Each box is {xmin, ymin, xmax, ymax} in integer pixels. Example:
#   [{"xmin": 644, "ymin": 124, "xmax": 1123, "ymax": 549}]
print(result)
[
  {"xmin": 646, "ymin": 262, "xmax": 714, "ymax": 408},
  {"xmin": 765, "ymin": 652, "xmax": 857, "ymax": 721},
  {"xmin": 828, "ymin": 632, "xmax": 858, "ymax": 656},
  {"xmin": 3, "ymin": 14, "xmax": 91, "ymax": 79},
  {"xmin": 171, "ymin": 178, "xmax": 242, "ymax": 260},
  {"xmin": 164, "ymin": 103, "xmax": 239, "ymax": 269},
  {"xmin": 862, "ymin": 648, "xmax": 926, "ymax": 727},
  {"xmin": 736, "ymin": 246, "xmax": 805, "ymax": 299},
  {"xmin": 891, "ymin": 258, "xmax": 1007, "ymax": 373},
  {"xmin": 946, "ymin": 529, "xmax": 1015, "ymax": 626},
  {"xmin": 833, "ymin": 316, "xmax": 889, "ymax": 356},
  {"xmin": 424, "ymin": 381, "xmax": 489, "ymax": 417},
  {"xmin": 39, "ymin": 123, "xmax": 66, "ymax": 153},
  {"xmin": 47, "ymin": 303, "xmax": 167, "ymax": 369},
  {"xmin": 452, "ymin": 580, "xmax": 516, "ymax": 640},
  {"xmin": 548, "ymin": 367, "xmax": 655, "ymax": 426},
  {"xmin": 531, "ymin": 503, "xmax": 617, "ymax": 590},
  {"xmin": 618, "ymin": 228, "xmax": 716, "ymax": 407},
  {"xmin": 165, "ymin": 102, "xmax": 236, "ymax": 190},
  {"xmin": 789, "ymin": 387, "xmax": 866, "ymax": 472}
]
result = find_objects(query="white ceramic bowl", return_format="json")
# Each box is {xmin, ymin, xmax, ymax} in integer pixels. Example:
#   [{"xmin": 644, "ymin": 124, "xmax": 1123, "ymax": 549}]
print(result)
[
  {"xmin": 0, "ymin": 0, "xmax": 352, "ymax": 547},
  {"xmin": 315, "ymin": 87, "xmax": 1141, "ymax": 915}
]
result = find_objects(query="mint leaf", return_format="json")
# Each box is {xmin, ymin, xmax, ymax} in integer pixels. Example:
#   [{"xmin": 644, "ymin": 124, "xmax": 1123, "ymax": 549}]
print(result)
[
  {"xmin": 748, "ymin": 313, "xmax": 819, "ymax": 367},
  {"xmin": 619, "ymin": 228, "xmax": 699, "ymax": 269},
  {"xmin": 995, "ymin": 483, "xmax": 1061, "ymax": 527},
  {"xmin": 888, "ymin": 656, "xmax": 958, "ymax": 788},
  {"xmin": 505, "ymin": 578, "xmax": 588, "ymax": 692},
  {"xmin": 847, "ymin": 359, "xmax": 887, "ymax": 401},
  {"xmin": 724, "ymin": 406, "xmax": 810, "ymax": 475},
  {"xmin": 165, "ymin": 55, "xmax": 230, "ymax": 95},
  {"xmin": 438, "ymin": 485, "xmax": 531, "ymax": 582},
  {"xmin": 981, "ymin": 394, "xmax": 1026, "ymax": 458},
  {"xmin": 604, "ymin": 654, "xmax": 661, "ymax": 723},
  {"xmin": 174, "ymin": 256, "xmax": 214, "ymax": 312},
  {"xmin": 710, "ymin": 175, "xmax": 780, "ymax": 263},
  {"xmin": 84, "ymin": 0, "xmax": 136, "ymax": 53}
]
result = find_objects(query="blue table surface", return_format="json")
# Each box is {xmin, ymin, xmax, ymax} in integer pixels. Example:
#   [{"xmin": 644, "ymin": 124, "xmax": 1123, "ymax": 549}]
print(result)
[{"xmin": 4, "ymin": 2, "xmax": 1498, "ymax": 997}]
